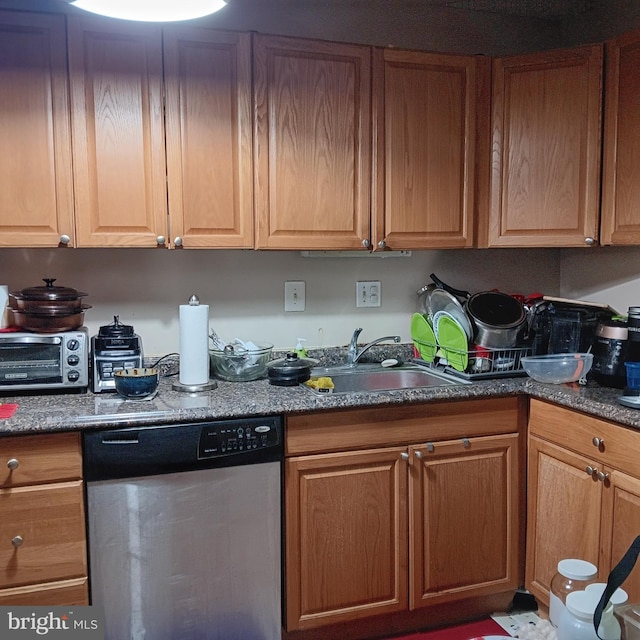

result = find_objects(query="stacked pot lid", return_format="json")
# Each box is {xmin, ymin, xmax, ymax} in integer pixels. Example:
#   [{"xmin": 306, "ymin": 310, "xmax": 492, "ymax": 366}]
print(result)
[{"xmin": 10, "ymin": 278, "xmax": 91, "ymax": 333}]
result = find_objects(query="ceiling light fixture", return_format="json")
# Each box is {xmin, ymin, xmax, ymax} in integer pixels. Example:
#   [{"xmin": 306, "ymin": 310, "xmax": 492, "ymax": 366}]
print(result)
[{"xmin": 68, "ymin": 0, "xmax": 228, "ymax": 22}]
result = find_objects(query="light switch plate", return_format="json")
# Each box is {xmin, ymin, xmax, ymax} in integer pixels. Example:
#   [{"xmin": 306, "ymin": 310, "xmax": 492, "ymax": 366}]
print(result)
[
  {"xmin": 284, "ymin": 281, "xmax": 305, "ymax": 312},
  {"xmin": 356, "ymin": 281, "xmax": 381, "ymax": 308}
]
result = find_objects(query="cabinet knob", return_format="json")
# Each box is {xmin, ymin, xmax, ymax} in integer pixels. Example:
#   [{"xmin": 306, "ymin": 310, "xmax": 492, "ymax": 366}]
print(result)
[
  {"xmin": 400, "ymin": 452, "xmax": 410, "ymax": 461},
  {"xmin": 585, "ymin": 237, "xmax": 595, "ymax": 246},
  {"xmin": 11, "ymin": 535, "xmax": 23, "ymax": 548},
  {"xmin": 586, "ymin": 465, "xmax": 597, "ymax": 476},
  {"xmin": 156, "ymin": 235, "xmax": 166, "ymax": 246},
  {"xmin": 6, "ymin": 458, "xmax": 19, "ymax": 471},
  {"xmin": 377, "ymin": 240, "xmax": 387, "ymax": 250},
  {"xmin": 415, "ymin": 450, "xmax": 423, "ymax": 459},
  {"xmin": 361, "ymin": 239, "xmax": 371, "ymax": 249},
  {"xmin": 173, "ymin": 236, "xmax": 183, "ymax": 247},
  {"xmin": 597, "ymin": 471, "xmax": 610, "ymax": 483},
  {"xmin": 59, "ymin": 234, "xmax": 71, "ymax": 245},
  {"xmin": 592, "ymin": 437, "xmax": 605, "ymax": 449},
  {"xmin": 462, "ymin": 437, "xmax": 471, "ymax": 448}
]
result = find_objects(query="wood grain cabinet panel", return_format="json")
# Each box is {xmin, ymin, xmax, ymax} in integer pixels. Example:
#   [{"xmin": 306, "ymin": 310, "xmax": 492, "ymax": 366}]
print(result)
[
  {"xmin": 601, "ymin": 28, "xmax": 640, "ymax": 245},
  {"xmin": 69, "ymin": 17, "xmax": 168, "ymax": 247},
  {"xmin": 285, "ymin": 399, "xmax": 524, "ymax": 632},
  {"xmin": 0, "ymin": 433, "xmax": 87, "ymax": 606},
  {"xmin": 163, "ymin": 27, "xmax": 254, "ymax": 248},
  {"xmin": 0, "ymin": 11, "xmax": 74, "ymax": 248},
  {"xmin": 372, "ymin": 49, "xmax": 488, "ymax": 250},
  {"xmin": 254, "ymin": 34, "xmax": 371, "ymax": 250},
  {"xmin": 526, "ymin": 399, "xmax": 640, "ymax": 605},
  {"xmin": 488, "ymin": 45, "xmax": 602, "ymax": 247}
]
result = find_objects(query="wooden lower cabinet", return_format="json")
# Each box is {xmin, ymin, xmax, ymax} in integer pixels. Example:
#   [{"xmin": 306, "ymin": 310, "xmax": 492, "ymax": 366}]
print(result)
[
  {"xmin": 0, "ymin": 432, "xmax": 88, "ymax": 605},
  {"xmin": 285, "ymin": 398, "xmax": 525, "ymax": 632},
  {"xmin": 526, "ymin": 399, "xmax": 640, "ymax": 606}
]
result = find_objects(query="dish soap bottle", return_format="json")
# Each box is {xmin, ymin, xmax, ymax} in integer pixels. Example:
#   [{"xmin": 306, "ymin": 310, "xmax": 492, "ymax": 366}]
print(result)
[{"xmin": 294, "ymin": 338, "xmax": 308, "ymax": 358}]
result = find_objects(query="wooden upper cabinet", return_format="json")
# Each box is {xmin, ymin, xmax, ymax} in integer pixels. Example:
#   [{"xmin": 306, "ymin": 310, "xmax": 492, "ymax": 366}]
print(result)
[
  {"xmin": 68, "ymin": 17, "xmax": 168, "ymax": 248},
  {"xmin": 163, "ymin": 27, "xmax": 254, "ymax": 248},
  {"xmin": 372, "ymin": 49, "xmax": 489, "ymax": 250},
  {"xmin": 253, "ymin": 35, "xmax": 371, "ymax": 250},
  {"xmin": 601, "ymin": 29, "xmax": 640, "ymax": 245},
  {"xmin": 486, "ymin": 45, "xmax": 603, "ymax": 248},
  {"xmin": 0, "ymin": 12, "xmax": 74, "ymax": 248}
]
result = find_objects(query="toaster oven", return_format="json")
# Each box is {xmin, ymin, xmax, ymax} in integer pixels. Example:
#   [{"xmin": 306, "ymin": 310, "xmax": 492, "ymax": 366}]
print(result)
[{"xmin": 0, "ymin": 328, "xmax": 89, "ymax": 392}]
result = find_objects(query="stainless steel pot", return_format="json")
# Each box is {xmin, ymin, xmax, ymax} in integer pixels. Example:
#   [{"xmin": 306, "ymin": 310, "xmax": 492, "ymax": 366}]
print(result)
[{"xmin": 429, "ymin": 274, "xmax": 526, "ymax": 349}]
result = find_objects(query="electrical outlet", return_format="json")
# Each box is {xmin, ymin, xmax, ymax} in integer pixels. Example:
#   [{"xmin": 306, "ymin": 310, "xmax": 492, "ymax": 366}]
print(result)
[
  {"xmin": 356, "ymin": 281, "xmax": 381, "ymax": 308},
  {"xmin": 284, "ymin": 281, "xmax": 305, "ymax": 312}
]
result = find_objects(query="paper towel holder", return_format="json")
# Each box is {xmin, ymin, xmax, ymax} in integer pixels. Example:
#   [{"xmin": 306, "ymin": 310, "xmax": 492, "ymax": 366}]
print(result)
[{"xmin": 172, "ymin": 293, "xmax": 218, "ymax": 393}]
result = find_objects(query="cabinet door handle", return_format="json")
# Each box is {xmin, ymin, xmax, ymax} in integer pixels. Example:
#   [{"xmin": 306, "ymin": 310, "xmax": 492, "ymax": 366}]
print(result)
[
  {"xmin": 592, "ymin": 437, "xmax": 605, "ymax": 449},
  {"xmin": 415, "ymin": 450, "xmax": 423, "ymax": 459},
  {"xmin": 400, "ymin": 452, "xmax": 410, "ymax": 461},
  {"xmin": 586, "ymin": 465, "xmax": 597, "ymax": 476},
  {"xmin": 361, "ymin": 239, "xmax": 371, "ymax": 249},
  {"xmin": 6, "ymin": 458, "xmax": 19, "ymax": 471},
  {"xmin": 11, "ymin": 535, "xmax": 23, "ymax": 548},
  {"xmin": 156, "ymin": 235, "xmax": 166, "ymax": 246},
  {"xmin": 597, "ymin": 471, "xmax": 610, "ymax": 483},
  {"xmin": 585, "ymin": 236, "xmax": 595, "ymax": 246},
  {"xmin": 59, "ymin": 234, "xmax": 71, "ymax": 245},
  {"xmin": 173, "ymin": 236, "xmax": 183, "ymax": 247},
  {"xmin": 377, "ymin": 240, "xmax": 387, "ymax": 250}
]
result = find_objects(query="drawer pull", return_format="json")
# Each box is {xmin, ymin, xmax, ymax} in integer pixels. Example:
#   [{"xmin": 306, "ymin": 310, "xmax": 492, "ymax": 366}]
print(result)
[
  {"xmin": 597, "ymin": 471, "xmax": 610, "ymax": 483},
  {"xmin": 592, "ymin": 437, "xmax": 605, "ymax": 449},
  {"xmin": 6, "ymin": 458, "xmax": 19, "ymax": 471},
  {"xmin": 426, "ymin": 442, "xmax": 434, "ymax": 453},
  {"xmin": 586, "ymin": 465, "xmax": 597, "ymax": 476},
  {"xmin": 462, "ymin": 438, "xmax": 471, "ymax": 448},
  {"xmin": 11, "ymin": 535, "xmax": 23, "ymax": 548}
]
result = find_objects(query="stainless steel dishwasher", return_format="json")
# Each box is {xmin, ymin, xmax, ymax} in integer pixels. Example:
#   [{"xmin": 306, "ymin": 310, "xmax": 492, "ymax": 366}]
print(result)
[{"xmin": 83, "ymin": 416, "xmax": 282, "ymax": 640}]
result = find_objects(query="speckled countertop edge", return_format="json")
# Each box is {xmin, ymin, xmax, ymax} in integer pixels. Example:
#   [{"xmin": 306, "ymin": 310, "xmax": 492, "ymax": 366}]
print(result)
[{"xmin": 0, "ymin": 345, "xmax": 638, "ymax": 435}]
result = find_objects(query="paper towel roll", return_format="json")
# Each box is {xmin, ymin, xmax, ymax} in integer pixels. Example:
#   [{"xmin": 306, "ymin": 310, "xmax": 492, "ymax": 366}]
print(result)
[
  {"xmin": 0, "ymin": 285, "xmax": 9, "ymax": 329},
  {"xmin": 179, "ymin": 299, "xmax": 210, "ymax": 385}
]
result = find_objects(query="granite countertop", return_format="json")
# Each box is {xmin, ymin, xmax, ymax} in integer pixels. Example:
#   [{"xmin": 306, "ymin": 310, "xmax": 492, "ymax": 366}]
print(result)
[{"xmin": 0, "ymin": 368, "xmax": 639, "ymax": 436}]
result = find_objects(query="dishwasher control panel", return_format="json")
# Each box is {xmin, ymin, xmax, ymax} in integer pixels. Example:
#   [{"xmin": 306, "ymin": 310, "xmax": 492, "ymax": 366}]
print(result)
[{"xmin": 198, "ymin": 420, "xmax": 280, "ymax": 459}]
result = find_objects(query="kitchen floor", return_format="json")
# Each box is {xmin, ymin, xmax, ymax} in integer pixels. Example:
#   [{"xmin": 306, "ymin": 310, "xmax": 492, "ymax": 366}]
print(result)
[{"xmin": 385, "ymin": 618, "xmax": 508, "ymax": 639}]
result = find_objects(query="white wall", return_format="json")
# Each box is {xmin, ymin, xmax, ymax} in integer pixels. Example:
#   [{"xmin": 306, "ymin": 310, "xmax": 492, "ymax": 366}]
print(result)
[{"xmin": 0, "ymin": 248, "xmax": 560, "ymax": 354}]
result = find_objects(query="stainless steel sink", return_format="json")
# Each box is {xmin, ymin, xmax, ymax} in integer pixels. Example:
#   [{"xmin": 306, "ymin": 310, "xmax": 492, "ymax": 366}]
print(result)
[{"xmin": 304, "ymin": 364, "xmax": 467, "ymax": 395}]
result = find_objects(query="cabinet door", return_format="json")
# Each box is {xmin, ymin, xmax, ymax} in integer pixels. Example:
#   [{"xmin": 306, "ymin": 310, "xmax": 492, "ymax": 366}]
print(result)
[
  {"xmin": 409, "ymin": 434, "xmax": 521, "ymax": 609},
  {"xmin": 601, "ymin": 468, "xmax": 640, "ymax": 602},
  {"xmin": 525, "ymin": 435, "xmax": 602, "ymax": 605},
  {"xmin": 488, "ymin": 45, "xmax": 602, "ymax": 248},
  {"xmin": 254, "ymin": 35, "xmax": 371, "ymax": 250},
  {"xmin": 69, "ymin": 17, "xmax": 168, "ymax": 247},
  {"xmin": 164, "ymin": 27, "xmax": 254, "ymax": 249},
  {"xmin": 285, "ymin": 447, "xmax": 408, "ymax": 631},
  {"xmin": 0, "ymin": 12, "xmax": 74, "ymax": 247},
  {"xmin": 372, "ymin": 49, "xmax": 488, "ymax": 250},
  {"xmin": 601, "ymin": 28, "xmax": 640, "ymax": 245}
]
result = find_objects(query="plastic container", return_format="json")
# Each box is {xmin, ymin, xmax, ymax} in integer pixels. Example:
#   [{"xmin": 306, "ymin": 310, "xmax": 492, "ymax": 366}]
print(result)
[
  {"xmin": 614, "ymin": 604, "xmax": 640, "ymax": 640},
  {"xmin": 557, "ymin": 590, "xmax": 620, "ymax": 640},
  {"xmin": 625, "ymin": 362, "xmax": 640, "ymax": 391},
  {"xmin": 521, "ymin": 352, "xmax": 593, "ymax": 383},
  {"xmin": 585, "ymin": 583, "xmax": 629, "ymax": 610},
  {"xmin": 549, "ymin": 558, "xmax": 598, "ymax": 627}
]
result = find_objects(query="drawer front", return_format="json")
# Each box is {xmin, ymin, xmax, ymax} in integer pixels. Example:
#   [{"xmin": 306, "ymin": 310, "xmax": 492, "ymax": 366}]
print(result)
[
  {"xmin": 0, "ymin": 481, "xmax": 86, "ymax": 588},
  {"xmin": 0, "ymin": 577, "xmax": 88, "ymax": 606},
  {"xmin": 287, "ymin": 397, "xmax": 525, "ymax": 456},
  {"xmin": 0, "ymin": 432, "xmax": 82, "ymax": 487},
  {"xmin": 529, "ymin": 399, "xmax": 639, "ymax": 473}
]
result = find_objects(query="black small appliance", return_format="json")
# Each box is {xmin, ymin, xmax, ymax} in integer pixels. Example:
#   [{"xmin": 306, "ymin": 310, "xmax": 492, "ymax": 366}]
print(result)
[
  {"xmin": 91, "ymin": 316, "xmax": 143, "ymax": 393},
  {"xmin": 591, "ymin": 320, "xmax": 628, "ymax": 389}
]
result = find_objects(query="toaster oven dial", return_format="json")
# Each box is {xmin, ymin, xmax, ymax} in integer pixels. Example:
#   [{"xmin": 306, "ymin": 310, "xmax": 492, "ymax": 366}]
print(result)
[
  {"xmin": 67, "ymin": 338, "xmax": 80, "ymax": 351},
  {"xmin": 67, "ymin": 354, "xmax": 80, "ymax": 366},
  {"xmin": 67, "ymin": 370, "xmax": 80, "ymax": 382}
]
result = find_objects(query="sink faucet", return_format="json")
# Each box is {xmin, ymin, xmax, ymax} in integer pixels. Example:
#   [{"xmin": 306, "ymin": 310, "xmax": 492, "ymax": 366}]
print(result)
[{"xmin": 346, "ymin": 328, "xmax": 401, "ymax": 366}]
